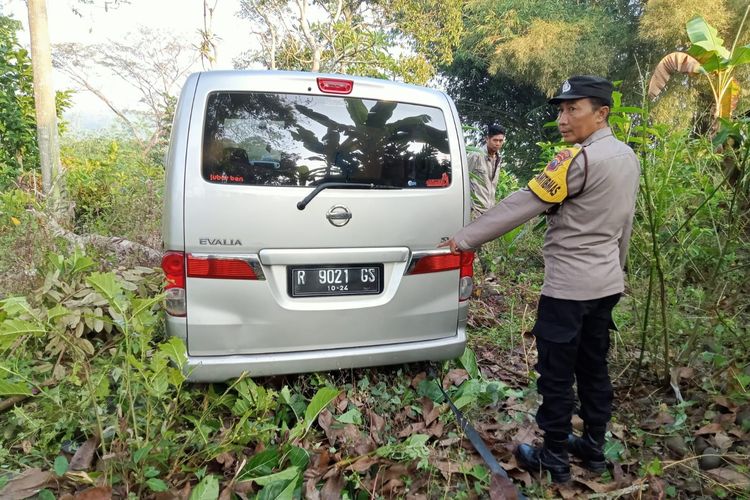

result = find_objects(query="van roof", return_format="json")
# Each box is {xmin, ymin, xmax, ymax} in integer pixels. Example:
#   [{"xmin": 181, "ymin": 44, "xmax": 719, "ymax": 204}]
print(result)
[{"xmin": 191, "ymin": 70, "xmax": 450, "ymax": 107}]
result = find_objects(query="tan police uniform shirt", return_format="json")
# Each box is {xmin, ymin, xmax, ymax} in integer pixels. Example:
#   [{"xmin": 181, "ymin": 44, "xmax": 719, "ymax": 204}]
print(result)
[
  {"xmin": 454, "ymin": 127, "xmax": 640, "ymax": 300},
  {"xmin": 468, "ymin": 149, "xmax": 502, "ymax": 216}
]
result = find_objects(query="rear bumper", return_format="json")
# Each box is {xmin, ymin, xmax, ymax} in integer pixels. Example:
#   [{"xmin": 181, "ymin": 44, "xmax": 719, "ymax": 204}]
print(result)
[{"xmin": 180, "ymin": 328, "xmax": 466, "ymax": 382}]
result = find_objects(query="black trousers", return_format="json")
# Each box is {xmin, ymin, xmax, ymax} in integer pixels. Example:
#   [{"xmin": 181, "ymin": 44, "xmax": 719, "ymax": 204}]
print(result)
[{"xmin": 531, "ymin": 293, "xmax": 621, "ymax": 441}]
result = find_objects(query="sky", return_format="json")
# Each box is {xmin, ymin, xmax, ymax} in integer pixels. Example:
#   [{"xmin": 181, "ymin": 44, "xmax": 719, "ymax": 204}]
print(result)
[{"xmin": 3, "ymin": 0, "xmax": 252, "ymax": 129}]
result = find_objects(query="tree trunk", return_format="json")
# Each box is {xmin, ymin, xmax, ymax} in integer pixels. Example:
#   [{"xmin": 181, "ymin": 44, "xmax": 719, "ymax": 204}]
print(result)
[{"xmin": 27, "ymin": 0, "xmax": 64, "ymax": 211}]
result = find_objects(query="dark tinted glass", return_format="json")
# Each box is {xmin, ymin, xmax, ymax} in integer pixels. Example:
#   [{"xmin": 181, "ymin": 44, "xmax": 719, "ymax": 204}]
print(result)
[{"xmin": 202, "ymin": 92, "xmax": 451, "ymax": 188}]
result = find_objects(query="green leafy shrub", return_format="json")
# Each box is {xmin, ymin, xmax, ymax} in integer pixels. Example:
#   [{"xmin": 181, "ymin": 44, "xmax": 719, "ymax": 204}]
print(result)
[
  {"xmin": 0, "ymin": 188, "xmax": 59, "ymax": 295},
  {"xmin": 63, "ymin": 138, "xmax": 164, "ymax": 248}
]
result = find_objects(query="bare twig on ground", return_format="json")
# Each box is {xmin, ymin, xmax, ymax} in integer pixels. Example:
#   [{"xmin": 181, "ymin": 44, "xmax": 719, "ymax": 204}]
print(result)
[{"xmin": 587, "ymin": 482, "xmax": 648, "ymax": 498}]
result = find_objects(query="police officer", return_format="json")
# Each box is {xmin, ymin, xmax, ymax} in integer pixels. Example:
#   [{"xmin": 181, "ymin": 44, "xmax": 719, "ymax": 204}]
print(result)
[{"xmin": 439, "ymin": 76, "xmax": 640, "ymax": 483}]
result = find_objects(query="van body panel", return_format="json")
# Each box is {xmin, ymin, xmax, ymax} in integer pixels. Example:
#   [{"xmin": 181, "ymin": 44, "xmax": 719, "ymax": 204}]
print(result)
[
  {"xmin": 162, "ymin": 73, "xmax": 200, "ymax": 250},
  {"xmin": 184, "ymin": 324, "xmax": 467, "ymax": 382},
  {"xmin": 186, "ymin": 268, "xmax": 461, "ymax": 355},
  {"xmin": 163, "ymin": 70, "xmax": 471, "ymax": 379}
]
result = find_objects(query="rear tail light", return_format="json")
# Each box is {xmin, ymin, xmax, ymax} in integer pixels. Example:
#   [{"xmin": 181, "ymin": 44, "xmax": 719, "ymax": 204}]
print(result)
[
  {"xmin": 458, "ymin": 252, "xmax": 475, "ymax": 301},
  {"xmin": 459, "ymin": 252, "xmax": 475, "ymax": 278},
  {"xmin": 408, "ymin": 251, "xmax": 474, "ymax": 275},
  {"xmin": 161, "ymin": 251, "xmax": 186, "ymax": 316},
  {"xmin": 162, "ymin": 252, "xmax": 185, "ymax": 289},
  {"xmin": 187, "ymin": 255, "xmax": 258, "ymax": 280},
  {"xmin": 160, "ymin": 252, "xmax": 262, "ymax": 317},
  {"xmin": 406, "ymin": 251, "xmax": 475, "ymax": 301},
  {"xmin": 317, "ymin": 77, "xmax": 353, "ymax": 94}
]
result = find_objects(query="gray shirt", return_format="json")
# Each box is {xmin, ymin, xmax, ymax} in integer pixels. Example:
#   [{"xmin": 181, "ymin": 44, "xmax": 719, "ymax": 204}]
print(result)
[
  {"xmin": 468, "ymin": 149, "xmax": 502, "ymax": 215},
  {"xmin": 454, "ymin": 127, "xmax": 640, "ymax": 300}
]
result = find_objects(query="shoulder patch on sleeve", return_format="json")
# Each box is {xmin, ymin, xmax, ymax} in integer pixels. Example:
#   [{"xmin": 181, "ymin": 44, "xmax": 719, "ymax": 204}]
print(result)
[{"xmin": 527, "ymin": 146, "xmax": 582, "ymax": 203}]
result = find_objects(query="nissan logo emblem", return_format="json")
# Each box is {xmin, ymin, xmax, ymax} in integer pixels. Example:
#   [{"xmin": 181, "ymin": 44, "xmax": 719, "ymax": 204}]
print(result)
[{"xmin": 326, "ymin": 205, "xmax": 352, "ymax": 227}]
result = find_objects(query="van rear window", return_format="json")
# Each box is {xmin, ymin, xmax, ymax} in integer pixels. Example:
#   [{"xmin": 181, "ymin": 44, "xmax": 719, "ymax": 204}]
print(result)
[{"xmin": 202, "ymin": 92, "xmax": 452, "ymax": 188}]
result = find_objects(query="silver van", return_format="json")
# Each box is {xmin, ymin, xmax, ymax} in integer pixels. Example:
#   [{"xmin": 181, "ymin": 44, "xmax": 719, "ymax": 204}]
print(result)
[{"xmin": 161, "ymin": 70, "xmax": 474, "ymax": 381}]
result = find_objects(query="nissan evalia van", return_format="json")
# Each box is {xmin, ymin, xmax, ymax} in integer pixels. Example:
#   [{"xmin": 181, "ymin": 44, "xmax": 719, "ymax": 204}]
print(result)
[{"xmin": 161, "ymin": 70, "xmax": 474, "ymax": 382}]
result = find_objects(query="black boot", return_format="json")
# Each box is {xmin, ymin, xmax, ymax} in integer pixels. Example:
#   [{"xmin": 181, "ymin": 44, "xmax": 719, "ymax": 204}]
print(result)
[
  {"xmin": 568, "ymin": 425, "xmax": 606, "ymax": 473},
  {"xmin": 514, "ymin": 439, "xmax": 570, "ymax": 483}
]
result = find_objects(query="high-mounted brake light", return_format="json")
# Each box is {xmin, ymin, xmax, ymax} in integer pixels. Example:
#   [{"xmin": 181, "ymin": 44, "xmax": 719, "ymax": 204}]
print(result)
[
  {"xmin": 317, "ymin": 78, "xmax": 353, "ymax": 95},
  {"xmin": 187, "ymin": 255, "xmax": 258, "ymax": 280}
]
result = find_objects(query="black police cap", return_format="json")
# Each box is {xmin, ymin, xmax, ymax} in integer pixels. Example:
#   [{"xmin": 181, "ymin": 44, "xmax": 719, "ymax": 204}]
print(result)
[{"xmin": 549, "ymin": 75, "xmax": 613, "ymax": 106}]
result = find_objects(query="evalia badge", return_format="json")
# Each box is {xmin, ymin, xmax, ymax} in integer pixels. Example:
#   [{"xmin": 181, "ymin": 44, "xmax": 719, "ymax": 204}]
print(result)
[{"xmin": 199, "ymin": 238, "xmax": 242, "ymax": 246}]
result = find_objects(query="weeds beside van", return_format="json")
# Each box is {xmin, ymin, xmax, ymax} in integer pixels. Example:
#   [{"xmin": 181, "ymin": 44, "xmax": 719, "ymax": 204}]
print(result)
[{"xmin": 161, "ymin": 70, "xmax": 474, "ymax": 381}]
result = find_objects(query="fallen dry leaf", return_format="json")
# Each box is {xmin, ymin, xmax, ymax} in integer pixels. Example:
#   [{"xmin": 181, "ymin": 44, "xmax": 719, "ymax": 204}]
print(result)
[
  {"xmin": 21, "ymin": 440, "xmax": 32, "ymax": 455},
  {"xmin": 0, "ymin": 468, "xmax": 54, "ymax": 500},
  {"xmin": 318, "ymin": 409, "xmax": 334, "ymax": 434},
  {"xmin": 233, "ymin": 481, "xmax": 255, "ymax": 495},
  {"xmin": 218, "ymin": 486, "xmax": 233, "ymax": 500},
  {"xmin": 410, "ymin": 372, "xmax": 427, "ymax": 389},
  {"xmin": 346, "ymin": 456, "xmax": 379, "ymax": 473},
  {"xmin": 73, "ymin": 486, "xmax": 112, "ymax": 500},
  {"xmin": 309, "ymin": 448, "xmax": 331, "ymax": 475},
  {"xmin": 421, "ymin": 398, "xmax": 440, "ymax": 427},
  {"xmin": 428, "ymin": 421, "xmax": 444, "ymax": 438},
  {"xmin": 304, "ymin": 477, "xmax": 321, "ymax": 500},
  {"xmin": 609, "ymin": 422, "xmax": 627, "ymax": 440},
  {"xmin": 382, "ymin": 463, "xmax": 411, "ymax": 482},
  {"xmin": 335, "ymin": 394, "xmax": 348, "ymax": 413},
  {"xmin": 510, "ymin": 426, "xmax": 536, "ymax": 445},
  {"xmin": 695, "ymin": 422, "xmax": 724, "ymax": 435},
  {"xmin": 648, "ymin": 475, "xmax": 667, "ymax": 500},
  {"xmin": 612, "ymin": 461, "xmax": 626, "ymax": 483},
  {"xmin": 641, "ymin": 411, "xmax": 675, "ymax": 430},
  {"xmin": 556, "ymin": 483, "xmax": 579, "ymax": 500},
  {"xmin": 712, "ymin": 432, "xmax": 734, "ymax": 452},
  {"xmin": 437, "ymin": 437, "xmax": 462, "ymax": 447},
  {"xmin": 320, "ymin": 471, "xmax": 345, "ymax": 500},
  {"xmin": 152, "ymin": 482, "xmax": 191, "ymax": 500},
  {"xmin": 574, "ymin": 475, "xmax": 622, "ymax": 494},
  {"xmin": 215, "ymin": 452, "xmax": 235, "ymax": 470},
  {"xmin": 382, "ymin": 478, "xmax": 405, "ymax": 496},
  {"xmin": 367, "ymin": 409, "xmax": 386, "ymax": 444},
  {"xmin": 489, "ymin": 473, "xmax": 519, "ymax": 499},
  {"xmin": 442, "ymin": 368, "xmax": 469, "ymax": 389},
  {"xmin": 706, "ymin": 467, "xmax": 750, "ymax": 488},
  {"xmin": 670, "ymin": 366, "xmax": 695, "ymax": 380},
  {"xmin": 713, "ymin": 396, "xmax": 738, "ymax": 412},
  {"xmin": 69, "ymin": 436, "xmax": 101, "ymax": 472},
  {"xmin": 397, "ymin": 422, "xmax": 426, "ymax": 438}
]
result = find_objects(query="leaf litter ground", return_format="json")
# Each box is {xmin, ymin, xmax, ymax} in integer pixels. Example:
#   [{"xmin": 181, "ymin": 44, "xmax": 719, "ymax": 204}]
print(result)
[{"xmin": 1, "ymin": 282, "xmax": 749, "ymax": 499}]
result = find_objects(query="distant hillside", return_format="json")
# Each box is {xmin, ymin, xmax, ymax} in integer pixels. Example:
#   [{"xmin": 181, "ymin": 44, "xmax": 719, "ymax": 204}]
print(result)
[{"xmin": 63, "ymin": 110, "xmax": 116, "ymax": 135}]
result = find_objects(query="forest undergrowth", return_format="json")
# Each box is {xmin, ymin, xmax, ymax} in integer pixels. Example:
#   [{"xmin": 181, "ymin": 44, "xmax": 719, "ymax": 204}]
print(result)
[{"xmin": 0, "ymin": 114, "xmax": 749, "ymax": 499}]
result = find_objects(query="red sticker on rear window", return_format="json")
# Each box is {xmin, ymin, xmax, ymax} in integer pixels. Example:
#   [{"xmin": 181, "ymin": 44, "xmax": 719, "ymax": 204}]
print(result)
[
  {"xmin": 425, "ymin": 173, "xmax": 449, "ymax": 187},
  {"xmin": 209, "ymin": 173, "xmax": 245, "ymax": 183}
]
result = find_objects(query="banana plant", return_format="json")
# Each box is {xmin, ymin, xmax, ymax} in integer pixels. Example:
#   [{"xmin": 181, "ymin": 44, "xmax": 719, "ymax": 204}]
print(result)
[{"xmin": 649, "ymin": 6, "xmax": 750, "ymax": 121}]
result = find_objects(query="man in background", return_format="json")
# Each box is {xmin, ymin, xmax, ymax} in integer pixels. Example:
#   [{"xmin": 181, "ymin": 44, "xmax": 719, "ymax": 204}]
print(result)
[{"xmin": 468, "ymin": 124, "xmax": 506, "ymax": 217}]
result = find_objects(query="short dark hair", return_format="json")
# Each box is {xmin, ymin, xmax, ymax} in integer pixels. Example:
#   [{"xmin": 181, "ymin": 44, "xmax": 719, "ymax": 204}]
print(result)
[
  {"xmin": 588, "ymin": 97, "xmax": 611, "ymax": 122},
  {"xmin": 487, "ymin": 124, "xmax": 506, "ymax": 137}
]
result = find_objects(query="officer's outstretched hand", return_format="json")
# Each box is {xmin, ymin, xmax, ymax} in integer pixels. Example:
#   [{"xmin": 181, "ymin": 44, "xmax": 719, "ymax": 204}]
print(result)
[{"xmin": 437, "ymin": 238, "xmax": 460, "ymax": 255}]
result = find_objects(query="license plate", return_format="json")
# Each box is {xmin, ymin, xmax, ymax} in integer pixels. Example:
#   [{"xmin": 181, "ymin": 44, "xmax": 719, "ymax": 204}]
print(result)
[{"xmin": 289, "ymin": 265, "xmax": 383, "ymax": 297}]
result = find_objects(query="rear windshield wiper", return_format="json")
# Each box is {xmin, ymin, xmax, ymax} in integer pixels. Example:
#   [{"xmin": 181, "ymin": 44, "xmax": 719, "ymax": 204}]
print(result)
[{"xmin": 297, "ymin": 182, "xmax": 402, "ymax": 210}]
